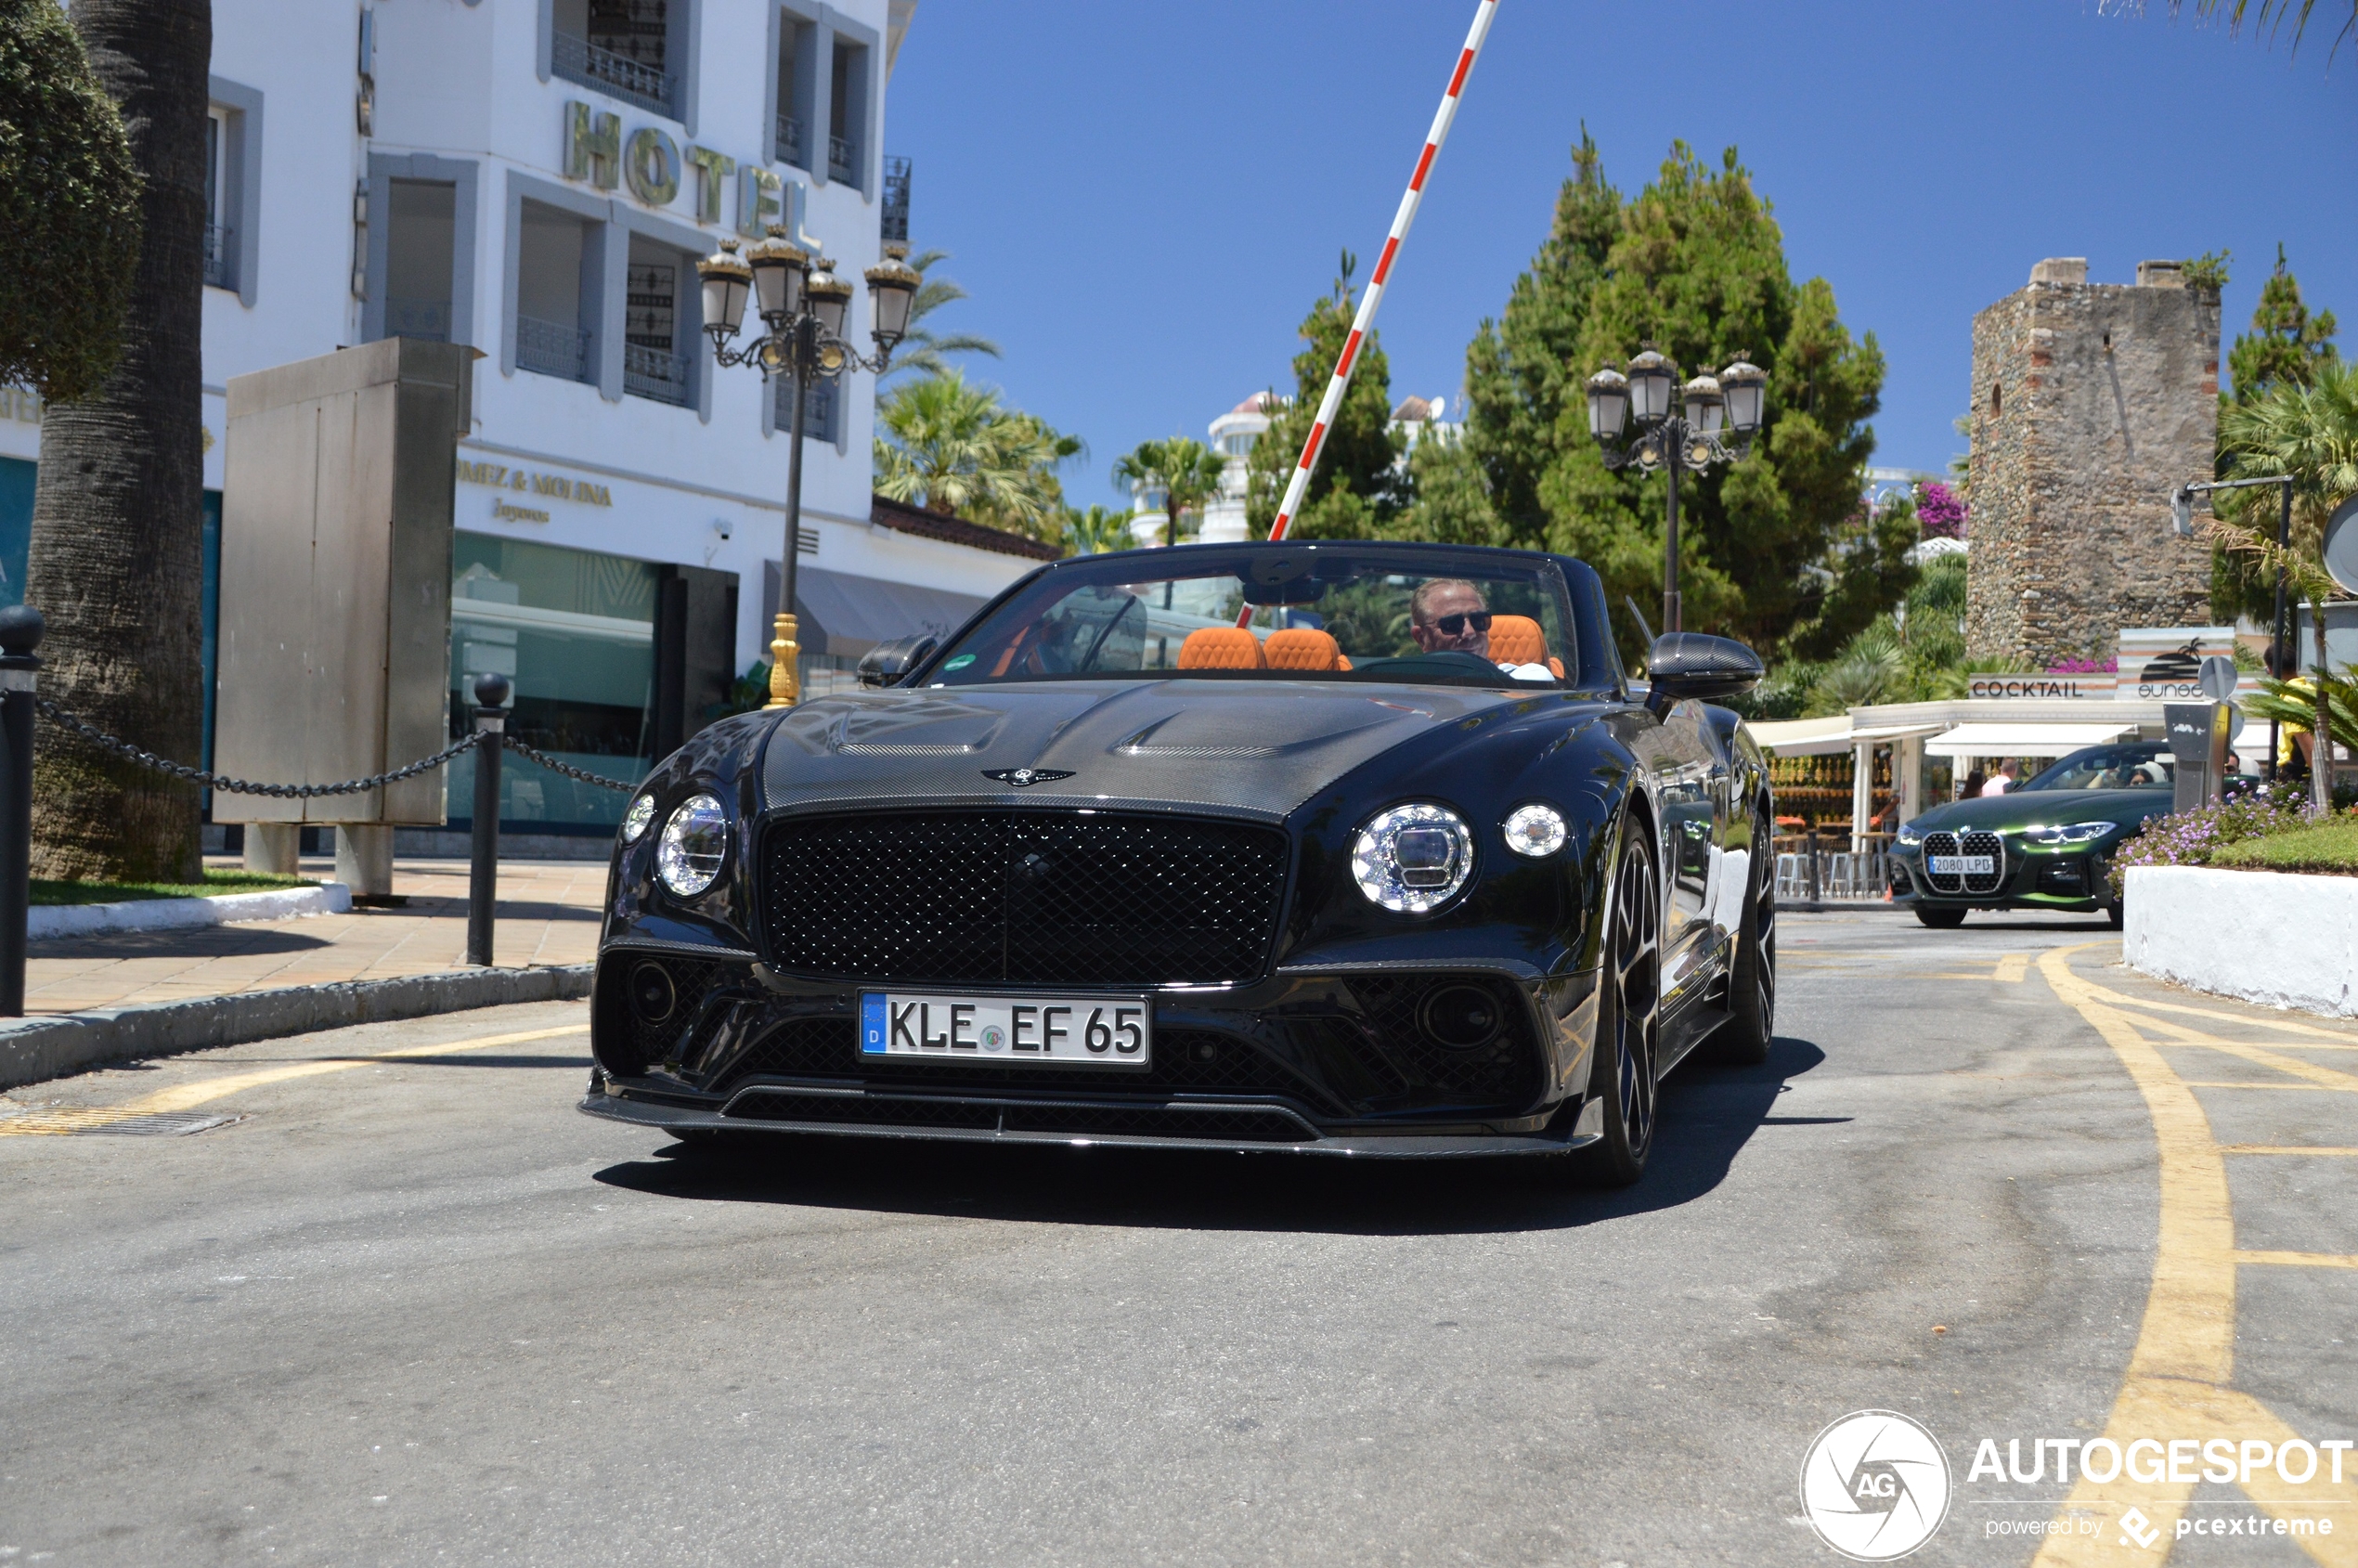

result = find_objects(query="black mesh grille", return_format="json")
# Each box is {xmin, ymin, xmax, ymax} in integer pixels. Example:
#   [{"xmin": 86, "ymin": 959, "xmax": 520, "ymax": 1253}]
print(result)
[
  {"xmin": 594, "ymin": 954, "xmax": 753, "ymax": 1076},
  {"xmin": 1347, "ymin": 975, "xmax": 1540, "ymax": 1108},
  {"xmin": 1923, "ymin": 830, "xmax": 2006, "ymax": 895},
  {"xmin": 760, "ymin": 810, "xmax": 1289, "ymax": 988},
  {"xmin": 707, "ymin": 1017, "xmax": 1306, "ymax": 1102}
]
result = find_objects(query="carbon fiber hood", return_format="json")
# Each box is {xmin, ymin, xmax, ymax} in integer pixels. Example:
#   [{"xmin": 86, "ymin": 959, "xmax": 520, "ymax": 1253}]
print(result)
[{"xmin": 758, "ymin": 680, "xmax": 1528, "ymax": 820}]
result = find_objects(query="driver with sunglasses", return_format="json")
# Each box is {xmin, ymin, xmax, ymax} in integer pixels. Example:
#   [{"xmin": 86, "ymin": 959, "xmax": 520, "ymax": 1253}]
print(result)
[{"xmin": 1407, "ymin": 578, "xmax": 1553, "ymax": 680}]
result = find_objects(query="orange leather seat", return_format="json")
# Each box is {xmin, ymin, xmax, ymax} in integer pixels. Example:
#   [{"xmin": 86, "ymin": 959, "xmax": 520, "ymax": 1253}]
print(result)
[
  {"xmin": 1177, "ymin": 627, "xmax": 1266, "ymax": 670},
  {"xmin": 1263, "ymin": 628, "xmax": 1350, "ymax": 672},
  {"xmin": 1489, "ymin": 615, "xmax": 1565, "ymax": 679}
]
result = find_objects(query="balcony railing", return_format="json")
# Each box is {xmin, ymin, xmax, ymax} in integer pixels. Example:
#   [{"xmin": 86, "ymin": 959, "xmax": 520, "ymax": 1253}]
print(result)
[
  {"xmin": 202, "ymin": 224, "xmax": 231, "ymax": 290},
  {"xmin": 385, "ymin": 297, "xmax": 451, "ymax": 343},
  {"xmin": 516, "ymin": 314, "xmax": 592, "ymax": 383},
  {"xmin": 551, "ymin": 31, "xmax": 674, "ymax": 118},
  {"xmin": 827, "ymin": 134, "xmax": 856, "ymax": 184},
  {"xmin": 775, "ymin": 114, "xmax": 804, "ymax": 167},
  {"xmin": 776, "ymin": 374, "xmax": 839, "ymax": 444},
  {"xmin": 624, "ymin": 343, "xmax": 694, "ymax": 407},
  {"xmin": 881, "ymin": 157, "xmax": 911, "ymax": 245}
]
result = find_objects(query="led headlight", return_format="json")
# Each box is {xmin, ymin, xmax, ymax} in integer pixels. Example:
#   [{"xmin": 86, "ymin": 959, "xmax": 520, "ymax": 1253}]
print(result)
[
  {"xmin": 1895, "ymin": 823, "xmax": 1924, "ymax": 847},
  {"xmin": 1352, "ymin": 804, "xmax": 1474, "ymax": 914},
  {"xmin": 655, "ymin": 792, "xmax": 730, "ymax": 897},
  {"xmin": 2022, "ymin": 821, "xmax": 2115, "ymax": 846},
  {"xmin": 1502, "ymin": 802, "xmax": 1568, "ymax": 858},
  {"xmin": 619, "ymin": 793, "xmax": 656, "ymax": 844}
]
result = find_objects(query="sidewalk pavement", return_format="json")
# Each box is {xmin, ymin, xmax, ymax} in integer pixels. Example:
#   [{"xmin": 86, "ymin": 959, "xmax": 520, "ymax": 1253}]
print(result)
[{"xmin": 22, "ymin": 857, "xmax": 604, "ymax": 1017}]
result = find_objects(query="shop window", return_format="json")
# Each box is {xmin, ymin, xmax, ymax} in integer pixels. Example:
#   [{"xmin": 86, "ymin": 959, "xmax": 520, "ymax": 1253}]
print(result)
[
  {"xmin": 623, "ymin": 234, "xmax": 694, "ymax": 408},
  {"xmin": 384, "ymin": 180, "xmax": 456, "ymax": 343},
  {"xmin": 551, "ymin": 0, "xmax": 680, "ymax": 120},
  {"xmin": 515, "ymin": 200, "xmax": 595, "ymax": 385}
]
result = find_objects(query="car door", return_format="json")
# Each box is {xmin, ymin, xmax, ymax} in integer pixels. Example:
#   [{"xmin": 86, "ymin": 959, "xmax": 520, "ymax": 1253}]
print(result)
[{"xmin": 1653, "ymin": 697, "xmax": 1729, "ymax": 997}]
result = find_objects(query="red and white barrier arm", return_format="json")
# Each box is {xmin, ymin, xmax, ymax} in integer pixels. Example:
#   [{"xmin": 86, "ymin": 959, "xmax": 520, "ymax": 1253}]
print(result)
[{"xmin": 1258, "ymin": 0, "xmax": 1498, "ymax": 552}]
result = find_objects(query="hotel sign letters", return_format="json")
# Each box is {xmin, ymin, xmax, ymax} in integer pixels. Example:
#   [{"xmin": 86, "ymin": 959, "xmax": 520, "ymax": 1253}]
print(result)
[{"xmin": 562, "ymin": 102, "xmax": 801, "ymax": 237}]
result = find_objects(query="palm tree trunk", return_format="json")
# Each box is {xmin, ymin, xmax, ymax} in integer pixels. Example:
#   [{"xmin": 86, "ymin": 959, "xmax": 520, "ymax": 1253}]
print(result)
[{"xmin": 26, "ymin": 0, "xmax": 212, "ymax": 883}]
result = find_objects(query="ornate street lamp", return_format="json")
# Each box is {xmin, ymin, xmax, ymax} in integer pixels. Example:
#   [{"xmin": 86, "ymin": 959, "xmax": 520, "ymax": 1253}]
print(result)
[
  {"xmin": 1583, "ymin": 343, "xmax": 1769, "ymax": 636},
  {"xmin": 698, "ymin": 229, "xmax": 917, "ymax": 707}
]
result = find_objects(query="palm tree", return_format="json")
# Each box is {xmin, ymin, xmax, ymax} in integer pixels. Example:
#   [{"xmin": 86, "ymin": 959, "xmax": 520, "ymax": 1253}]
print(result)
[
  {"xmin": 1060, "ymin": 505, "xmax": 1134, "ymax": 557},
  {"xmin": 880, "ymin": 249, "xmax": 1001, "ymax": 384},
  {"xmin": 2211, "ymin": 358, "xmax": 2358, "ymax": 808},
  {"xmin": 24, "ymin": 0, "xmax": 212, "ymax": 883},
  {"xmin": 873, "ymin": 369, "xmax": 1079, "ymax": 540},
  {"xmin": 1112, "ymin": 437, "xmax": 1229, "ymax": 550}
]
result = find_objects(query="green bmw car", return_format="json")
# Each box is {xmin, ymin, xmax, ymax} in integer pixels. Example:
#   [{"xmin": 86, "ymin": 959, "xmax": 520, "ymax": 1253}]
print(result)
[{"xmin": 1887, "ymin": 742, "xmax": 2177, "ymax": 928}]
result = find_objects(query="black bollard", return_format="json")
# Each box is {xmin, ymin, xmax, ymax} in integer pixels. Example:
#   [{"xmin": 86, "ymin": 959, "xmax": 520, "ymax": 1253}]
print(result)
[
  {"xmin": 0, "ymin": 605, "xmax": 40, "ymax": 1016},
  {"xmin": 466, "ymin": 672, "xmax": 511, "ymax": 967}
]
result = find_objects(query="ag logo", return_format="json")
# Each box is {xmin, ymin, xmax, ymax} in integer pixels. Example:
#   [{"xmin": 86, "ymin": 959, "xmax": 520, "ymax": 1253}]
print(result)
[{"xmin": 1799, "ymin": 1410, "xmax": 1951, "ymax": 1561}]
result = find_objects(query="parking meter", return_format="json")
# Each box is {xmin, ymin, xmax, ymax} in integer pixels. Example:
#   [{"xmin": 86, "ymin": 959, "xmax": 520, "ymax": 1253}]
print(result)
[{"xmin": 2164, "ymin": 701, "xmax": 2233, "ymax": 813}]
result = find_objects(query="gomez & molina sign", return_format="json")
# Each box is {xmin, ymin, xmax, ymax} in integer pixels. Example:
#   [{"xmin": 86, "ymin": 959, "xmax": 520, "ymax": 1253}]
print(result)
[{"xmin": 458, "ymin": 459, "xmax": 613, "ymax": 511}]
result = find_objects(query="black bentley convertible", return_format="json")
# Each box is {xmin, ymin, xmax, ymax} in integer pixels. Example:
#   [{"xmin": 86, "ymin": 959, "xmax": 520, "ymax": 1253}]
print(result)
[{"xmin": 583, "ymin": 541, "xmax": 1776, "ymax": 1185}]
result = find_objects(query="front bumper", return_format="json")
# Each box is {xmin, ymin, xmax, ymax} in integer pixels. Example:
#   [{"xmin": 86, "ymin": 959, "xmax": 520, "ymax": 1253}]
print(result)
[
  {"xmin": 1887, "ymin": 841, "xmax": 2116, "ymax": 911},
  {"xmin": 584, "ymin": 943, "xmax": 1605, "ymax": 1159}
]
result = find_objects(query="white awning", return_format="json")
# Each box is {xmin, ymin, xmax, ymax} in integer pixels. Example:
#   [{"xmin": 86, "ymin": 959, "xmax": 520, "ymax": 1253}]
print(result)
[
  {"xmin": 1750, "ymin": 718, "xmax": 1943, "ymax": 756},
  {"xmin": 1922, "ymin": 721, "xmax": 2138, "ymax": 758}
]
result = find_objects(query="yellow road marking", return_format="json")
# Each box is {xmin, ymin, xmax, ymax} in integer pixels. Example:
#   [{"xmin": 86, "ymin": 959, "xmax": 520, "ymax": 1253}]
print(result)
[
  {"xmin": 0, "ymin": 1024, "xmax": 588, "ymax": 1136},
  {"xmin": 2222, "ymin": 1146, "xmax": 2358, "ymax": 1156},
  {"xmin": 2181, "ymin": 1081, "xmax": 2358, "ymax": 1093},
  {"xmin": 2237, "ymin": 1251, "xmax": 2358, "ymax": 1270},
  {"xmin": 1994, "ymin": 952, "xmax": 2030, "ymax": 984},
  {"xmin": 2033, "ymin": 943, "xmax": 2358, "ymax": 1566},
  {"xmin": 2130, "ymin": 1016, "xmax": 2358, "ymax": 1094},
  {"xmin": 2060, "ymin": 978, "xmax": 2358, "ymax": 1042}
]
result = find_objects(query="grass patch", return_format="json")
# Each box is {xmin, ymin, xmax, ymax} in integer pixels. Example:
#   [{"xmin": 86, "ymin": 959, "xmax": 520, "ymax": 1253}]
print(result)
[
  {"xmin": 29, "ymin": 869, "xmax": 317, "ymax": 906},
  {"xmin": 2210, "ymin": 820, "xmax": 2358, "ymax": 875}
]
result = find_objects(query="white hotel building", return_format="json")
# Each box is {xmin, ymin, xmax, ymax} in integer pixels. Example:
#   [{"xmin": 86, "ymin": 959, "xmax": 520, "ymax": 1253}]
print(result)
[{"xmin": 0, "ymin": 0, "xmax": 1053, "ymax": 846}]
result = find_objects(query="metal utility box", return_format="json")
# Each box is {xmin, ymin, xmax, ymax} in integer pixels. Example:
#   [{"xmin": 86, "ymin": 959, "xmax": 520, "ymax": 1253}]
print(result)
[
  {"xmin": 2163, "ymin": 701, "xmax": 2233, "ymax": 813},
  {"xmin": 214, "ymin": 339, "xmax": 472, "ymax": 826}
]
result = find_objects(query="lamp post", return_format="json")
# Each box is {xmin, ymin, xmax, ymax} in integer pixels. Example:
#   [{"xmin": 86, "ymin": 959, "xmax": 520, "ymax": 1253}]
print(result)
[
  {"xmin": 1583, "ymin": 344, "xmax": 1767, "ymax": 636},
  {"xmin": 697, "ymin": 227, "xmax": 918, "ymax": 707}
]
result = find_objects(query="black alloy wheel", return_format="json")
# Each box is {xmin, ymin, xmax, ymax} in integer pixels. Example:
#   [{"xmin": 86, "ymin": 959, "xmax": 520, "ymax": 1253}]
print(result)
[
  {"xmin": 1570, "ymin": 816, "xmax": 1663, "ymax": 1187},
  {"xmin": 1914, "ymin": 906, "xmax": 1967, "ymax": 929},
  {"xmin": 1714, "ymin": 810, "xmax": 1775, "ymax": 1065}
]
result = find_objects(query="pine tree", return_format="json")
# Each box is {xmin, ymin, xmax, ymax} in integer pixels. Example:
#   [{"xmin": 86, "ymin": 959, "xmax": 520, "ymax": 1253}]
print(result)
[
  {"xmin": 1245, "ymin": 254, "xmax": 1406, "ymax": 541},
  {"xmin": 2211, "ymin": 246, "xmax": 2341, "ymax": 626},
  {"xmin": 1462, "ymin": 138, "xmax": 1904, "ymax": 663}
]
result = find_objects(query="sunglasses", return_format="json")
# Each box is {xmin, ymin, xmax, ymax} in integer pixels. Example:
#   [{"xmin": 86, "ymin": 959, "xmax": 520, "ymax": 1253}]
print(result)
[{"xmin": 1429, "ymin": 612, "xmax": 1492, "ymax": 636}]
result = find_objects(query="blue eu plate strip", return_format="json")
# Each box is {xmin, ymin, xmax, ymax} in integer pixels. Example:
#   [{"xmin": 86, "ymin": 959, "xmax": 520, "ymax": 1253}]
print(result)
[{"xmin": 860, "ymin": 992, "xmax": 887, "ymax": 1055}]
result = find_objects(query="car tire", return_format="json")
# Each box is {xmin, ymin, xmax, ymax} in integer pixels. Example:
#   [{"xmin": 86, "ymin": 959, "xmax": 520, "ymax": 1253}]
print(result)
[
  {"xmin": 1569, "ymin": 814, "xmax": 1664, "ymax": 1188},
  {"xmin": 1712, "ymin": 810, "xmax": 1775, "ymax": 1066},
  {"xmin": 2105, "ymin": 901, "xmax": 2125, "ymax": 930},
  {"xmin": 1914, "ymin": 907, "xmax": 1967, "ymax": 929}
]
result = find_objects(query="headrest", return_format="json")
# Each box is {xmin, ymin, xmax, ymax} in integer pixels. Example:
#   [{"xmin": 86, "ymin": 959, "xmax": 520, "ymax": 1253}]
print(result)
[
  {"xmin": 1176, "ymin": 627, "xmax": 1266, "ymax": 670},
  {"xmin": 1489, "ymin": 615, "xmax": 1548, "ymax": 667},
  {"xmin": 1263, "ymin": 628, "xmax": 1344, "ymax": 672}
]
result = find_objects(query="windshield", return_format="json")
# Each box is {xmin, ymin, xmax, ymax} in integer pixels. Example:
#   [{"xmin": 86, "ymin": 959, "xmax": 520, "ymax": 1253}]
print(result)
[
  {"xmin": 920, "ymin": 545, "xmax": 1585, "ymax": 691},
  {"xmin": 2023, "ymin": 745, "xmax": 2174, "ymax": 791}
]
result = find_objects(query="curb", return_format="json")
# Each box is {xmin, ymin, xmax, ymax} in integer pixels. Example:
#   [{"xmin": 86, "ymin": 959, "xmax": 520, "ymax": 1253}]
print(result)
[
  {"xmin": 27, "ymin": 882, "xmax": 353, "ymax": 940},
  {"xmin": 0, "ymin": 963, "xmax": 596, "ymax": 1092}
]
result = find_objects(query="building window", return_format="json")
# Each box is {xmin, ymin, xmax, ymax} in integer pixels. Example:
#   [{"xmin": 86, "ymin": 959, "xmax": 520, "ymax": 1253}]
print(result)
[
  {"xmin": 827, "ymin": 33, "xmax": 868, "ymax": 188},
  {"xmin": 623, "ymin": 237, "xmax": 695, "ymax": 408},
  {"xmin": 775, "ymin": 12, "xmax": 817, "ymax": 171},
  {"xmin": 551, "ymin": 0, "xmax": 678, "ymax": 120},
  {"xmin": 203, "ymin": 110, "xmax": 230, "ymax": 289},
  {"xmin": 515, "ymin": 200, "xmax": 595, "ymax": 385},
  {"xmin": 384, "ymin": 180, "xmax": 456, "ymax": 342},
  {"xmin": 881, "ymin": 155, "xmax": 910, "ymax": 245},
  {"xmin": 775, "ymin": 372, "xmax": 839, "ymax": 445}
]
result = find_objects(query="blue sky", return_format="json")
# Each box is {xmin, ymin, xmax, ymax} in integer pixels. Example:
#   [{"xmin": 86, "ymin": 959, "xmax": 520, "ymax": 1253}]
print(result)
[{"xmin": 885, "ymin": 1, "xmax": 2357, "ymax": 510}]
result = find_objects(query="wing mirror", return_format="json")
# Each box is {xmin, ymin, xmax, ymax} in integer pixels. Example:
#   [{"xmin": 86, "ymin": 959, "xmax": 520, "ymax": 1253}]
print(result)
[
  {"xmin": 1645, "ymin": 632, "xmax": 1763, "ymax": 704},
  {"xmin": 858, "ymin": 634, "xmax": 939, "ymax": 688}
]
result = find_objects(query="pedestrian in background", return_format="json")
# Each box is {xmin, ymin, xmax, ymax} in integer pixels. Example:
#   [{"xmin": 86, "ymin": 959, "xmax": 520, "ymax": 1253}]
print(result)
[
  {"xmin": 1980, "ymin": 758, "xmax": 2020, "ymax": 797},
  {"xmin": 1960, "ymin": 767, "xmax": 1986, "ymax": 801}
]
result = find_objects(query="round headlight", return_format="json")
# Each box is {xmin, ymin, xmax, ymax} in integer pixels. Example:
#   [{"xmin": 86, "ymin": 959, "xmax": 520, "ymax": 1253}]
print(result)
[
  {"xmin": 1502, "ymin": 803, "xmax": 1568, "ymax": 858},
  {"xmin": 656, "ymin": 792, "xmax": 729, "ymax": 897},
  {"xmin": 1351, "ymin": 803, "xmax": 1475, "ymax": 914},
  {"xmin": 619, "ymin": 793, "xmax": 656, "ymax": 844}
]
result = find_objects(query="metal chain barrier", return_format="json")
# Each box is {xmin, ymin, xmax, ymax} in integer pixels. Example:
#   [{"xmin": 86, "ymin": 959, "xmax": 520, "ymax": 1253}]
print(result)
[
  {"xmin": 35, "ymin": 697, "xmax": 486, "ymax": 797},
  {"xmin": 500, "ymin": 735, "xmax": 637, "ymax": 793}
]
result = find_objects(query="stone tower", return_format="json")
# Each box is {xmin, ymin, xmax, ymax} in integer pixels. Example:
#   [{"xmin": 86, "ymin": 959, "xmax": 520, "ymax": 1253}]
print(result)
[{"xmin": 1963, "ymin": 257, "xmax": 2220, "ymax": 667}]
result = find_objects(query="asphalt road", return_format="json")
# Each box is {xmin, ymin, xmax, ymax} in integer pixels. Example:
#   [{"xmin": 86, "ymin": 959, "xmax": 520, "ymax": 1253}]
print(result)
[{"xmin": 5, "ymin": 909, "xmax": 2356, "ymax": 1566}]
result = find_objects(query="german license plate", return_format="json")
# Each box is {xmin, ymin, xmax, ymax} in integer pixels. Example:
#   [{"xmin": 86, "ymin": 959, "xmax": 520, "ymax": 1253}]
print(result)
[
  {"xmin": 860, "ymin": 992, "xmax": 1152, "ymax": 1069},
  {"xmin": 1929, "ymin": 854, "xmax": 1995, "ymax": 875}
]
